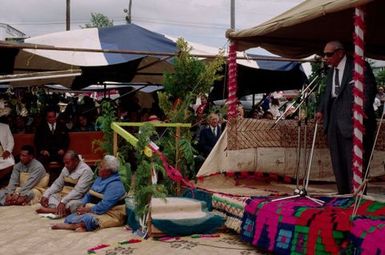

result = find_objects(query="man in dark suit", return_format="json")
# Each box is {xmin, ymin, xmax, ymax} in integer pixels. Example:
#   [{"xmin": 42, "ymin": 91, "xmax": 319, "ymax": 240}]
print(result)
[
  {"xmin": 198, "ymin": 113, "xmax": 222, "ymax": 158},
  {"xmin": 316, "ymin": 41, "xmax": 377, "ymax": 194},
  {"xmin": 34, "ymin": 109, "xmax": 70, "ymax": 166}
]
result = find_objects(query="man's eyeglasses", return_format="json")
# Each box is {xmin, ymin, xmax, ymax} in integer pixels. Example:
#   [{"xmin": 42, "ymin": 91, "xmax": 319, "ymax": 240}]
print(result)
[{"xmin": 323, "ymin": 48, "xmax": 342, "ymax": 57}]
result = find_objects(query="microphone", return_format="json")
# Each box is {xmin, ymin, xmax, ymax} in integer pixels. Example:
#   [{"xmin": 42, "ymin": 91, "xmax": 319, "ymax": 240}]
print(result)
[{"xmin": 314, "ymin": 55, "xmax": 328, "ymax": 75}]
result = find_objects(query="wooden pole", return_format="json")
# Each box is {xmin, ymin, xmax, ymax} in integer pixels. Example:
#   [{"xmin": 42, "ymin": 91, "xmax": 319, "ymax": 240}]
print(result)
[
  {"xmin": 175, "ymin": 126, "xmax": 181, "ymax": 195},
  {"xmin": 127, "ymin": 0, "xmax": 132, "ymax": 24},
  {"xmin": 0, "ymin": 69, "xmax": 81, "ymax": 83},
  {"xmin": 66, "ymin": 0, "xmax": 70, "ymax": 31},
  {"xmin": 0, "ymin": 42, "xmax": 316, "ymax": 63},
  {"xmin": 230, "ymin": 0, "xmax": 235, "ymax": 29},
  {"xmin": 113, "ymin": 131, "xmax": 118, "ymax": 156}
]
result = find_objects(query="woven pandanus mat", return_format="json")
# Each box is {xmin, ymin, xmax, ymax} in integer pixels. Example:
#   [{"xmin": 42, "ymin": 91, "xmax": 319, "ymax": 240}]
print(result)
[{"xmin": 227, "ymin": 118, "xmax": 328, "ymax": 150}]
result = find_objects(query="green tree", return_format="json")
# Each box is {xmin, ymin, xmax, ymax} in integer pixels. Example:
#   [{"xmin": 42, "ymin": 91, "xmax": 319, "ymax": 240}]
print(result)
[
  {"xmin": 376, "ymin": 68, "xmax": 385, "ymax": 85},
  {"xmin": 162, "ymin": 38, "xmax": 225, "ymax": 123},
  {"xmin": 158, "ymin": 38, "xmax": 225, "ymax": 181},
  {"xmin": 94, "ymin": 101, "xmax": 116, "ymax": 154},
  {"xmin": 304, "ymin": 61, "xmax": 327, "ymax": 119},
  {"xmin": 83, "ymin": 12, "xmax": 113, "ymax": 28}
]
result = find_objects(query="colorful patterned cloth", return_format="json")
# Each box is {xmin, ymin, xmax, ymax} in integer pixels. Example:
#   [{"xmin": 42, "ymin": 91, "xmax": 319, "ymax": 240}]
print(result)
[
  {"xmin": 241, "ymin": 196, "xmax": 385, "ymax": 254},
  {"xmin": 211, "ymin": 193, "xmax": 249, "ymax": 233},
  {"xmin": 349, "ymin": 216, "xmax": 385, "ymax": 254}
]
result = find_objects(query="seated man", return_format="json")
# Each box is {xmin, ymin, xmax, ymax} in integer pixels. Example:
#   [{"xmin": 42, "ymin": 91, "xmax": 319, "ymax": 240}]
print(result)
[
  {"xmin": 52, "ymin": 155, "xmax": 126, "ymax": 232},
  {"xmin": 0, "ymin": 122, "xmax": 15, "ymax": 184},
  {"xmin": 0, "ymin": 145, "xmax": 47, "ymax": 206},
  {"xmin": 34, "ymin": 109, "xmax": 69, "ymax": 166},
  {"xmin": 73, "ymin": 114, "xmax": 95, "ymax": 132},
  {"xmin": 36, "ymin": 150, "xmax": 93, "ymax": 217}
]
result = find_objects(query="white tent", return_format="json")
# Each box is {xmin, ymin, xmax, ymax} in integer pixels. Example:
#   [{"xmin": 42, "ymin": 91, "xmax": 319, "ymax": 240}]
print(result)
[{"xmin": 227, "ymin": 0, "xmax": 385, "ymax": 60}]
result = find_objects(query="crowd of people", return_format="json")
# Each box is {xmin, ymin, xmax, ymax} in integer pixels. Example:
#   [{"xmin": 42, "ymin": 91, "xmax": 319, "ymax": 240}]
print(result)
[
  {"xmin": 1, "ymin": 40, "xmax": 385, "ymax": 231},
  {"xmin": 0, "ymin": 91, "xmax": 132, "ymax": 231}
]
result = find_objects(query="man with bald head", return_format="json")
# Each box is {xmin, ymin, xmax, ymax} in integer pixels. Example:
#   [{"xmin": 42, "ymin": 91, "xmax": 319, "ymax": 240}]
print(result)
[
  {"xmin": 316, "ymin": 41, "xmax": 377, "ymax": 194},
  {"xmin": 36, "ymin": 150, "xmax": 93, "ymax": 217}
]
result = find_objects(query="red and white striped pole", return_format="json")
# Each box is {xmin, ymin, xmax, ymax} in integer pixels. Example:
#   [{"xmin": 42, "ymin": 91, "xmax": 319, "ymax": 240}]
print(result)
[
  {"xmin": 227, "ymin": 41, "xmax": 238, "ymax": 121},
  {"xmin": 352, "ymin": 7, "xmax": 366, "ymax": 193}
]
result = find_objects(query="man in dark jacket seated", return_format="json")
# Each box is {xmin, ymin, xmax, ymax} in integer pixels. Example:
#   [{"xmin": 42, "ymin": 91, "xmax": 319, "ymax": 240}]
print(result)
[{"xmin": 34, "ymin": 109, "xmax": 69, "ymax": 166}]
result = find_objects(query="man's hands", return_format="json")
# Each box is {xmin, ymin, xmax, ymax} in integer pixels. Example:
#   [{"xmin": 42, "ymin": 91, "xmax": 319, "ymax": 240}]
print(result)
[
  {"xmin": 57, "ymin": 149, "xmax": 65, "ymax": 156},
  {"xmin": 40, "ymin": 149, "xmax": 65, "ymax": 157},
  {"xmin": 56, "ymin": 202, "xmax": 67, "ymax": 217},
  {"xmin": 5, "ymin": 193, "xmax": 18, "ymax": 205},
  {"xmin": 315, "ymin": 112, "xmax": 323, "ymax": 123},
  {"xmin": 76, "ymin": 205, "xmax": 91, "ymax": 215},
  {"xmin": 38, "ymin": 197, "xmax": 68, "ymax": 217},
  {"xmin": 2, "ymin": 150, "xmax": 11, "ymax": 159},
  {"xmin": 15, "ymin": 195, "xmax": 30, "ymax": 205},
  {"xmin": 5, "ymin": 193, "xmax": 30, "ymax": 206},
  {"xmin": 40, "ymin": 196, "xmax": 49, "ymax": 207},
  {"xmin": 40, "ymin": 150, "xmax": 50, "ymax": 157}
]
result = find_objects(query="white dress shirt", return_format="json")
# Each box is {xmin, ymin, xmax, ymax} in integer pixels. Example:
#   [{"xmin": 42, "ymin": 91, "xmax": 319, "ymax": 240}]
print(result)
[
  {"xmin": 332, "ymin": 55, "xmax": 346, "ymax": 98},
  {"xmin": 0, "ymin": 123, "xmax": 15, "ymax": 170}
]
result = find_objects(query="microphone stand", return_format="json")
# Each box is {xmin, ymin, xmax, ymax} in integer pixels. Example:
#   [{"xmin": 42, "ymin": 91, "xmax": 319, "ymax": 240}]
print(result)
[
  {"xmin": 272, "ymin": 120, "xmax": 324, "ymax": 205},
  {"xmin": 273, "ymin": 74, "xmax": 322, "ymax": 127},
  {"xmin": 271, "ymin": 72, "xmax": 324, "ymax": 205}
]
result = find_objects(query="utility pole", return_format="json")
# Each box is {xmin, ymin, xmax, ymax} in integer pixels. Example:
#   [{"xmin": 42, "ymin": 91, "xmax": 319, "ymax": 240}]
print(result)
[
  {"xmin": 66, "ymin": 0, "xmax": 71, "ymax": 30},
  {"xmin": 230, "ymin": 0, "xmax": 235, "ymax": 29},
  {"xmin": 124, "ymin": 0, "xmax": 132, "ymax": 24}
]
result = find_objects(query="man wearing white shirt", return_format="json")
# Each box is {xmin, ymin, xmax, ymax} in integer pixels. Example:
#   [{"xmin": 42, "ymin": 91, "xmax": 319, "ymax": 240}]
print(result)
[
  {"xmin": 316, "ymin": 41, "xmax": 377, "ymax": 194},
  {"xmin": 34, "ymin": 109, "xmax": 69, "ymax": 166},
  {"xmin": 0, "ymin": 122, "xmax": 15, "ymax": 184},
  {"xmin": 198, "ymin": 113, "xmax": 222, "ymax": 158}
]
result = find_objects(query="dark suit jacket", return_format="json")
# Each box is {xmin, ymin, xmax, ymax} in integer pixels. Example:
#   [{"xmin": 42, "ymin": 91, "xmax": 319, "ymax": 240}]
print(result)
[
  {"xmin": 198, "ymin": 125, "xmax": 221, "ymax": 157},
  {"xmin": 34, "ymin": 122, "xmax": 70, "ymax": 155},
  {"xmin": 319, "ymin": 56, "xmax": 377, "ymax": 137}
]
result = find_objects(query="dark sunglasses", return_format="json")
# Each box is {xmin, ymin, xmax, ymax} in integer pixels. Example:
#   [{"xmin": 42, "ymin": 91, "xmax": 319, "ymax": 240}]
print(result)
[{"xmin": 323, "ymin": 48, "xmax": 342, "ymax": 57}]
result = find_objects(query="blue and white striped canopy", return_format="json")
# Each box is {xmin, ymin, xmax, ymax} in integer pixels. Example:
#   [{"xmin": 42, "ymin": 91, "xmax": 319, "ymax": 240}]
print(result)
[{"xmin": 25, "ymin": 24, "xmax": 177, "ymax": 67}]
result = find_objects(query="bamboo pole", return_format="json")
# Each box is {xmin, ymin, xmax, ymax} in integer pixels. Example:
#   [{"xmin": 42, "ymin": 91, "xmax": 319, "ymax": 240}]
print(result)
[
  {"xmin": 0, "ymin": 69, "xmax": 81, "ymax": 82},
  {"xmin": 0, "ymin": 42, "xmax": 316, "ymax": 63},
  {"xmin": 113, "ymin": 131, "xmax": 118, "ymax": 156},
  {"xmin": 115, "ymin": 122, "xmax": 191, "ymax": 128},
  {"xmin": 175, "ymin": 126, "xmax": 181, "ymax": 195}
]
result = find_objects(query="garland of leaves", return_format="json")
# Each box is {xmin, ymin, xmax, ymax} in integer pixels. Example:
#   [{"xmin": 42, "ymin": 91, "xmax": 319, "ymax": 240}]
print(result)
[{"xmin": 133, "ymin": 123, "xmax": 168, "ymax": 218}]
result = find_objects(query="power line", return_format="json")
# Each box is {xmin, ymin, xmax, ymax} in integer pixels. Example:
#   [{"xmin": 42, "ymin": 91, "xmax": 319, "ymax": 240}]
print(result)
[
  {"xmin": 132, "ymin": 16, "xmax": 227, "ymax": 30},
  {"xmin": 5, "ymin": 16, "xmax": 228, "ymax": 31}
]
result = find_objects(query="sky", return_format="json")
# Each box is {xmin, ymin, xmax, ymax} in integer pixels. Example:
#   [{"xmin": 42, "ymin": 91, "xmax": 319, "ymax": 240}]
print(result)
[{"xmin": 0, "ymin": 0, "xmax": 303, "ymax": 51}]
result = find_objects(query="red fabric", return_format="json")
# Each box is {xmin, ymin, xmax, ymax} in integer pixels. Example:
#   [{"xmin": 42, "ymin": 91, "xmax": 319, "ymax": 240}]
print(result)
[
  {"xmin": 227, "ymin": 42, "xmax": 238, "ymax": 120},
  {"xmin": 196, "ymin": 103, "xmax": 207, "ymax": 115},
  {"xmin": 150, "ymin": 145, "xmax": 194, "ymax": 189}
]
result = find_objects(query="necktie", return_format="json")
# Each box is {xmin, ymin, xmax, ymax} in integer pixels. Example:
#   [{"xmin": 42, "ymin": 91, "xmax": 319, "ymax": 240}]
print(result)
[
  {"xmin": 334, "ymin": 68, "xmax": 340, "ymax": 96},
  {"xmin": 50, "ymin": 123, "xmax": 55, "ymax": 133},
  {"xmin": 212, "ymin": 127, "xmax": 216, "ymax": 136}
]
